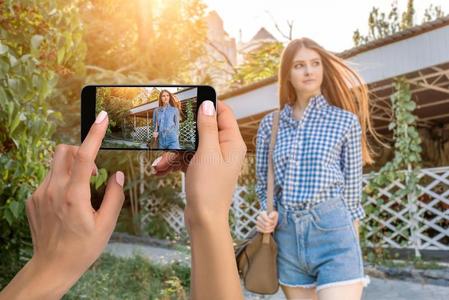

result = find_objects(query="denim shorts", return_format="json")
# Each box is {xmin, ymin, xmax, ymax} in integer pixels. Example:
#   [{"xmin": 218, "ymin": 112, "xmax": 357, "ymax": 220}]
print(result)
[
  {"xmin": 274, "ymin": 197, "xmax": 370, "ymax": 291},
  {"xmin": 158, "ymin": 132, "xmax": 180, "ymax": 149}
]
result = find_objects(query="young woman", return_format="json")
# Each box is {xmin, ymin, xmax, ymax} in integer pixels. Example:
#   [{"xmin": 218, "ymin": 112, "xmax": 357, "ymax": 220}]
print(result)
[
  {"xmin": 152, "ymin": 90, "xmax": 180, "ymax": 149},
  {"xmin": 255, "ymin": 38, "xmax": 379, "ymax": 300}
]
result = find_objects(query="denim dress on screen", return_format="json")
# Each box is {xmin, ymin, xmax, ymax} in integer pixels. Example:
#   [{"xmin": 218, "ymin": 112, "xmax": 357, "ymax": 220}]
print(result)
[
  {"xmin": 153, "ymin": 105, "xmax": 180, "ymax": 149},
  {"xmin": 255, "ymin": 94, "xmax": 369, "ymax": 289}
]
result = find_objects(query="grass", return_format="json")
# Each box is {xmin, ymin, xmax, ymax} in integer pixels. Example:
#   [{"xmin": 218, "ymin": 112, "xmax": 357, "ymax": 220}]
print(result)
[{"xmin": 63, "ymin": 253, "xmax": 191, "ymax": 300}]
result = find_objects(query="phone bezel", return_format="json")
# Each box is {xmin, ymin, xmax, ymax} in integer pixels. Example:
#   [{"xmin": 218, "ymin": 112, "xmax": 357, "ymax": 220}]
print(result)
[{"xmin": 81, "ymin": 84, "xmax": 216, "ymax": 151}]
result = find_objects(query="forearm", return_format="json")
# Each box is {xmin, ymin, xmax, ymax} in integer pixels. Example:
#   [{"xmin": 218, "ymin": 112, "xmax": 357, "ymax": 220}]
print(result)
[
  {"xmin": 353, "ymin": 219, "xmax": 360, "ymax": 237},
  {"xmin": 0, "ymin": 257, "xmax": 79, "ymax": 300},
  {"xmin": 187, "ymin": 211, "xmax": 243, "ymax": 300}
]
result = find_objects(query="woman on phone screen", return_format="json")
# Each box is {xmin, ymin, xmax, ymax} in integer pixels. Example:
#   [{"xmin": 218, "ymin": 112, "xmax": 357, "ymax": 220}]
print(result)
[{"xmin": 152, "ymin": 90, "xmax": 180, "ymax": 149}]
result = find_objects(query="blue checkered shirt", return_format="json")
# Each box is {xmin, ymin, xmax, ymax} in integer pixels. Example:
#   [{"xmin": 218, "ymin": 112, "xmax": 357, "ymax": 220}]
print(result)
[{"xmin": 255, "ymin": 94, "xmax": 365, "ymax": 220}]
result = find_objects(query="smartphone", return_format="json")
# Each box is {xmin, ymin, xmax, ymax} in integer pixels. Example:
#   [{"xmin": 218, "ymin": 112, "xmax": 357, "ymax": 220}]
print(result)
[{"xmin": 81, "ymin": 84, "xmax": 216, "ymax": 151}]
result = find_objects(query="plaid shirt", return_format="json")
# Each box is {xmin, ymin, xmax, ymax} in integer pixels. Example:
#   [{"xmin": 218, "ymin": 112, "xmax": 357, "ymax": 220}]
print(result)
[{"xmin": 255, "ymin": 94, "xmax": 365, "ymax": 220}]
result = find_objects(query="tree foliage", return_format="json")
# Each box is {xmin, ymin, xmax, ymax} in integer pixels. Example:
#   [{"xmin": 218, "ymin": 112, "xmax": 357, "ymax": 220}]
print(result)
[
  {"xmin": 81, "ymin": 0, "xmax": 207, "ymax": 82},
  {"xmin": 0, "ymin": 0, "xmax": 85, "ymax": 287},
  {"xmin": 353, "ymin": 0, "xmax": 445, "ymax": 46},
  {"xmin": 232, "ymin": 42, "xmax": 283, "ymax": 87}
]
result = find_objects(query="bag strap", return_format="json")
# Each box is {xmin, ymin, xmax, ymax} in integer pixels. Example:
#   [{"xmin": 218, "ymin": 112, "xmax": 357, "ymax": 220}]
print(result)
[{"xmin": 262, "ymin": 110, "xmax": 280, "ymax": 244}]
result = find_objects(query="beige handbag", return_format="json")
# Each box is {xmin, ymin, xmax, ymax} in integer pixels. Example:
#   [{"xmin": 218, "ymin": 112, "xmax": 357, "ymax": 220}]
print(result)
[{"xmin": 235, "ymin": 110, "xmax": 280, "ymax": 295}]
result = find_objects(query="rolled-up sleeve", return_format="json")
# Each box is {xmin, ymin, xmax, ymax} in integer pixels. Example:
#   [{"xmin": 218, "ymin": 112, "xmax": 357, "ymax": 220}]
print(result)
[
  {"xmin": 340, "ymin": 116, "xmax": 365, "ymax": 220},
  {"xmin": 174, "ymin": 108, "xmax": 180, "ymax": 131},
  {"xmin": 153, "ymin": 108, "xmax": 158, "ymax": 131},
  {"xmin": 255, "ymin": 114, "xmax": 272, "ymax": 211}
]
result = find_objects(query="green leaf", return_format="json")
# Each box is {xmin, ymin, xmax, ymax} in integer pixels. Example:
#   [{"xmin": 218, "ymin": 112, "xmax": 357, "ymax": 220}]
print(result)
[
  {"xmin": 9, "ymin": 201, "xmax": 21, "ymax": 219},
  {"xmin": 403, "ymin": 101, "xmax": 416, "ymax": 111},
  {"xmin": 57, "ymin": 48, "xmax": 65, "ymax": 64},
  {"xmin": 9, "ymin": 113, "xmax": 21, "ymax": 134},
  {"xmin": 0, "ymin": 43, "xmax": 8, "ymax": 55},
  {"xmin": 31, "ymin": 35, "xmax": 44, "ymax": 51}
]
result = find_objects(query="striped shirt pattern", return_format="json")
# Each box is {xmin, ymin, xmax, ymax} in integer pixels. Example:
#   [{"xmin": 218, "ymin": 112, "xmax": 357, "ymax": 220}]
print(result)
[{"xmin": 255, "ymin": 94, "xmax": 365, "ymax": 220}]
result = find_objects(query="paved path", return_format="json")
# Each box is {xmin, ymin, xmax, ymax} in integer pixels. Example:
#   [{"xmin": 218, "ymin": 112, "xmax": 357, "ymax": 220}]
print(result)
[{"xmin": 104, "ymin": 242, "xmax": 449, "ymax": 300}]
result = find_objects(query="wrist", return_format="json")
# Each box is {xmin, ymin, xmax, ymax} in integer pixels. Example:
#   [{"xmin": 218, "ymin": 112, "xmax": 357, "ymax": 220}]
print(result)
[
  {"xmin": 184, "ymin": 206, "xmax": 229, "ymax": 233},
  {"xmin": 1, "ymin": 257, "xmax": 79, "ymax": 300}
]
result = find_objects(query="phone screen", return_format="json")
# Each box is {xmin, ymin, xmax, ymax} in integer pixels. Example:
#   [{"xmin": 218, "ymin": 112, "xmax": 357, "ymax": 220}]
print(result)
[{"xmin": 92, "ymin": 86, "xmax": 200, "ymax": 151}]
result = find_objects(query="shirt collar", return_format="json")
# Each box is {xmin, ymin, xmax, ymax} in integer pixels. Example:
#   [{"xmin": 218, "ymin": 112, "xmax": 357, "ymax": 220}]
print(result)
[{"xmin": 280, "ymin": 94, "xmax": 328, "ymax": 126}]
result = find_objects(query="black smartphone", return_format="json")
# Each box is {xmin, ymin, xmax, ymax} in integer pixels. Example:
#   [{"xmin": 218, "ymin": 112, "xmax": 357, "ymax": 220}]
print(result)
[{"xmin": 81, "ymin": 84, "xmax": 216, "ymax": 151}]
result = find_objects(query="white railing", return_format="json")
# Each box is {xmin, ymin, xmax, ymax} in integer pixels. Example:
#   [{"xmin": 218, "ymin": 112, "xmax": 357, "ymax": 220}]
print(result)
[
  {"xmin": 139, "ymin": 162, "xmax": 449, "ymax": 252},
  {"xmin": 131, "ymin": 121, "xmax": 196, "ymax": 147}
]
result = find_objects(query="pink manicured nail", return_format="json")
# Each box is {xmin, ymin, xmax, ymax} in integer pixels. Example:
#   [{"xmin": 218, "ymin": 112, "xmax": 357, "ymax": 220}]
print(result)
[
  {"xmin": 201, "ymin": 101, "xmax": 215, "ymax": 116},
  {"xmin": 151, "ymin": 156, "xmax": 162, "ymax": 167},
  {"xmin": 115, "ymin": 171, "xmax": 124, "ymax": 187},
  {"xmin": 95, "ymin": 111, "xmax": 107, "ymax": 124},
  {"xmin": 150, "ymin": 156, "xmax": 162, "ymax": 175}
]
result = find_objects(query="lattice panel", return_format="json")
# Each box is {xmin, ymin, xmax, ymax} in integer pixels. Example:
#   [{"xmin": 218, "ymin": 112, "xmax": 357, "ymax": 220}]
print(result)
[
  {"xmin": 162, "ymin": 204, "xmax": 186, "ymax": 234},
  {"xmin": 131, "ymin": 122, "xmax": 196, "ymax": 147},
  {"xmin": 138, "ymin": 151, "xmax": 449, "ymax": 252},
  {"xmin": 231, "ymin": 186, "xmax": 260, "ymax": 240},
  {"xmin": 362, "ymin": 177, "xmax": 414, "ymax": 249},
  {"xmin": 131, "ymin": 126, "xmax": 150, "ymax": 142},
  {"xmin": 415, "ymin": 167, "xmax": 449, "ymax": 249}
]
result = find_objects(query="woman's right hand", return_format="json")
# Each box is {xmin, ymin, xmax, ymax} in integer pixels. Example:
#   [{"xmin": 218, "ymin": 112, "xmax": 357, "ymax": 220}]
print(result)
[
  {"xmin": 152, "ymin": 131, "xmax": 158, "ymax": 139},
  {"xmin": 150, "ymin": 100, "xmax": 247, "ymax": 224},
  {"xmin": 256, "ymin": 211, "xmax": 279, "ymax": 233}
]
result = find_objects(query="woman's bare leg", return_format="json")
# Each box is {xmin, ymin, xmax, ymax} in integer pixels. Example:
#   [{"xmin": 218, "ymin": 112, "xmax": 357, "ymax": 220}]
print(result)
[
  {"xmin": 317, "ymin": 282, "xmax": 363, "ymax": 300},
  {"xmin": 281, "ymin": 285, "xmax": 318, "ymax": 300}
]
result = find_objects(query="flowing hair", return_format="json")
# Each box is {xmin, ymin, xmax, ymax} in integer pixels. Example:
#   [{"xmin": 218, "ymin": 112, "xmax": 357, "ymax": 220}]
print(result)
[
  {"xmin": 172, "ymin": 94, "xmax": 184, "ymax": 121},
  {"xmin": 158, "ymin": 89, "xmax": 178, "ymax": 108},
  {"xmin": 278, "ymin": 38, "xmax": 381, "ymax": 165}
]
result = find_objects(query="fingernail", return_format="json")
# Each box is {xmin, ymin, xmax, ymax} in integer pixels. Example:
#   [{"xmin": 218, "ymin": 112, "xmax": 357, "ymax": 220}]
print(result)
[
  {"xmin": 150, "ymin": 156, "xmax": 162, "ymax": 175},
  {"xmin": 95, "ymin": 111, "xmax": 107, "ymax": 124},
  {"xmin": 201, "ymin": 100, "xmax": 215, "ymax": 116},
  {"xmin": 115, "ymin": 171, "xmax": 124, "ymax": 187},
  {"xmin": 151, "ymin": 156, "xmax": 162, "ymax": 167}
]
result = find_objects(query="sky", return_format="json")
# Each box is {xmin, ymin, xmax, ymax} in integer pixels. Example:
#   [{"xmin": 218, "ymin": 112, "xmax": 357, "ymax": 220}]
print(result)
[{"xmin": 202, "ymin": 0, "xmax": 449, "ymax": 52}]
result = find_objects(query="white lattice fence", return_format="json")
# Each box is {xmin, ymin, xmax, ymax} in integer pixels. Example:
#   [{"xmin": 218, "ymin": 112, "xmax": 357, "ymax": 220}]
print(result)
[
  {"xmin": 231, "ymin": 186, "xmax": 260, "ymax": 239},
  {"xmin": 138, "ymin": 152, "xmax": 186, "ymax": 234},
  {"xmin": 138, "ymin": 153, "xmax": 449, "ymax": 252},
  {"xmin": 362, "ymin": 166, "xmax": 449, "ymax": 251},
  {"xmin": 131, "ymin": 122, "xmax": 196, "ymax": 147},
  {"xmin": 131, "ymin": 126, "xmax": 150, "ymax": 142}
]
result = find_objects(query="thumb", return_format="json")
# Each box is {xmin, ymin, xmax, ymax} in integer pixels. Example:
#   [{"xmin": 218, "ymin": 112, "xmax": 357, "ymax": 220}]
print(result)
[
  {"xmin": 269, "ymin": 211, "xmax": 278, "ymax": 220},
  {"xmin": 197, "ymin": 100, "xmax": 220, "ymax": 153},
  {"xmin": 96, "ymin": 171, "xmax": 125, "ymax": 234}
]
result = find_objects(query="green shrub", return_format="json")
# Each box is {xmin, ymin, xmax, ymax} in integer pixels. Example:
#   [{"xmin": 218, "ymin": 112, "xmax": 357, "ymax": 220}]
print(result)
[
  {"xmin": 64, "ymin": 253, "xmax": 190, "ymax": 300},
  {"xmin": 0, "ymin": 0, "xmax": 85, "ymax": 288}
]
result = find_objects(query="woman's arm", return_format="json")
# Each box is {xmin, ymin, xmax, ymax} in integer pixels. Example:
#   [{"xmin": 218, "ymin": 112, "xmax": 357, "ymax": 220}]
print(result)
[
  {"xmin": 341, "ymin": 116, "xmax": 365, "ymax": 222},
  {"xmin": 255, "ymin": 113, "xmax": 272, "ymax": 211},
  {"xmin": 151, "ymin": 101, "xmax": 246, "ymax": 299},
  {"xmin": 153, "ymin": 108, "xmax": 158, "ymax": 132},
  {"xmin": 174, "ymin": 108, "xmax": 180, "ymax": 131},
  {"xmin": 0, "ymin": 111, "xmax": 125, "ymax": 300}
]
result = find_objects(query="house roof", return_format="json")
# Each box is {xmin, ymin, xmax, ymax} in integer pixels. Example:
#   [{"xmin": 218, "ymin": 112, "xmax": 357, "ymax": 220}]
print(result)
[
  {"xmin": 250, "ymin": 27, "xmax": 277, "ymax": 42},
  {"xmin": 219, "ymin": 15, "xmax": 449, "ymax": 100}
]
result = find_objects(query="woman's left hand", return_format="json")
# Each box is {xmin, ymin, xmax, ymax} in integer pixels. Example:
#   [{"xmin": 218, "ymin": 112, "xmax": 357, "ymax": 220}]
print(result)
[
  {"xmin": 0, "ymin": 111, "xmax": 125, "ymax": 300},
  {"xmin": 353, "ymin": 220, "xmax": 360, "ymax": 237}
]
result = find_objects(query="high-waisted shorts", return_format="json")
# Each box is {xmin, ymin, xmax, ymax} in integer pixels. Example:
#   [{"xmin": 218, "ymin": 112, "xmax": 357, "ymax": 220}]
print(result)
[{"xmin": 274, "ymin": 196, "xmax": 370, "ymax": 291}]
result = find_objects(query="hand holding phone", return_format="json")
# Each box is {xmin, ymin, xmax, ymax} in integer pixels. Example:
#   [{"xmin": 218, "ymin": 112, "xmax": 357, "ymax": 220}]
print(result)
[
  {"xmin": 151, "ymin": 101, "xmax": 247, "ymax": 222},
  {"xmin": 0, "ymin": 111, "xmax": 125, "ymax": 300}
]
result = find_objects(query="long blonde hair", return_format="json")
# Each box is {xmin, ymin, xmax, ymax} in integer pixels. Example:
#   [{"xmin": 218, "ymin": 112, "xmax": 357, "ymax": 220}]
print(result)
[{"xmin": 279, "ymin": 38, "xmax": 379, "ymax": 165}]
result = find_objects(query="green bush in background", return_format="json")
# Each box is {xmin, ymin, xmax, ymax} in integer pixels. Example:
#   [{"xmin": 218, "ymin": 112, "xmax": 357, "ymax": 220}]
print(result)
[{"xmin": 0, "ymin": 0, "xmax": 85, "ymax": 288}]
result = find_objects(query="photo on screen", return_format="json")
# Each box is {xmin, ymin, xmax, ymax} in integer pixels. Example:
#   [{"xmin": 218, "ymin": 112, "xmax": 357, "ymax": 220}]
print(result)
[{"xmin": 96, "ymin": 86, "xmax": 197, "ymax": 151}]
